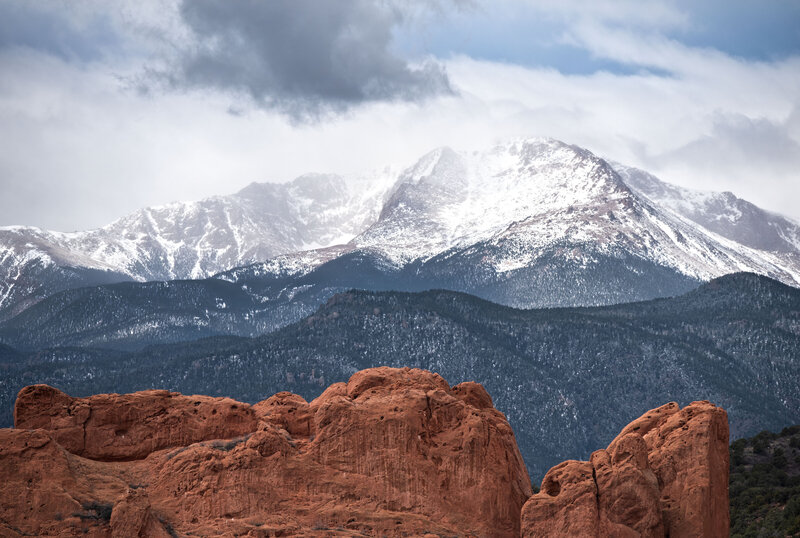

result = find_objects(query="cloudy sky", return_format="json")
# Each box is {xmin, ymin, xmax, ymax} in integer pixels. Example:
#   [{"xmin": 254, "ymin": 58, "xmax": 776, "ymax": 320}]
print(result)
[{"xmin": 1, "ymin": 0, "xmax": 799, "ymax": 230}]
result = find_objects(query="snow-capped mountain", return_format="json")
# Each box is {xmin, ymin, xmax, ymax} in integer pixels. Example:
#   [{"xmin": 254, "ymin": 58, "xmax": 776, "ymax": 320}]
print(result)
[
  {"xmin": 613, "ymin": 163, "xmax": 800, "ymax": 254},
  {"xmin": 354, "ymin": 140, "xmax": 800, "ymax": 280},
  {"xmin": 234, "ymin": 139, "xmax": 800, "ymax": 294},
  {"xmin": 0, "ymin": 171, "xmax": 392, "ymax": 319},
  {"xmin": 2, "ymin": 137, "xmax": 800, "ymax": 322}
]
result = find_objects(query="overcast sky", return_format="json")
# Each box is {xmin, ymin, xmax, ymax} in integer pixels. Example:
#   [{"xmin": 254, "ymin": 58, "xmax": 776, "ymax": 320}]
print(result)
[{"xmin": 1, "ymin": 0, "xmax": 799, "ymax": 231}]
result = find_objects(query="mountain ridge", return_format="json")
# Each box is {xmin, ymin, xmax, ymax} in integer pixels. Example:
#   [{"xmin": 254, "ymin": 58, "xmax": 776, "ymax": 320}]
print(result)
[
  {"xmin": 2, "ymin": 271, "xmax": 798, "ymax": 481},
  {"xmin": 3, "ymin": 137, "xmax": 800, "ymax": 324}
]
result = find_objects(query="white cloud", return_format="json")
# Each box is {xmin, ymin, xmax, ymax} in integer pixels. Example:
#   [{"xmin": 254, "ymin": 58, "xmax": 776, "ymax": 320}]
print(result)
[
  {"xmin": 518, "ymin": 0, "xmax": 689, "ymax": 30},
  {"xmin": 0, "ymin": 0, "xmax": 798, "ymax": 230}
]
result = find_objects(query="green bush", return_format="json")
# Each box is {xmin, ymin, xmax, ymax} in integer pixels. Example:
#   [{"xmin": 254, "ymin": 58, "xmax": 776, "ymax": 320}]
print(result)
[{"xmin": 730, "ymin": 426, "xmax": 800, "ymax": 538}]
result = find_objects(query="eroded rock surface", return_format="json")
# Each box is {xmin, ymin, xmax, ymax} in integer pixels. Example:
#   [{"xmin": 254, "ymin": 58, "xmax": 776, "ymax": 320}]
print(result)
[
  {"xmin": 14, "ymin": 384, "xmax": 258, "ymax": 460},
  {"xmin": 3, "ymin": 367, "xmax": 532, "ymax": 537},
  {"xmin": 2, "ymin": 372, "xmax": 730, "ymax": 537},
  {"xmin": 520, "ymin": 401, "xmax": 730, "ymax": 538}
]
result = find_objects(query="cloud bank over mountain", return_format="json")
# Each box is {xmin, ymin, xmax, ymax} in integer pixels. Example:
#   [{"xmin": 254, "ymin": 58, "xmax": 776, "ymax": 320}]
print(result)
[{"xmin": 0, "ymin": 0, "xmax": 798, "ymax": 230}]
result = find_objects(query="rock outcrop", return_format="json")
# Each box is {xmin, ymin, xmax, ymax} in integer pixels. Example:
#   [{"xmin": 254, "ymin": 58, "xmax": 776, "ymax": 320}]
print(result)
[
  {"xmin": 520, "ymin": 401, "xmax": 730, "ymax": 537},
  {"xmin": 14, "ymin": 384, "xmax": 258, "ymax": 460},
  {"xmin": 1, "ymin": 370, "xmax": 729, "ymax": 537},
  {"xmin": 3, "ymin": 367, "xmax": 532, "ymax": 537}
]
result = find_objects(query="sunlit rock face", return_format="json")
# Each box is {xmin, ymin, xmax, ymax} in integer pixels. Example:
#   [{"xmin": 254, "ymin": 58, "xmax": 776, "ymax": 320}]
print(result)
[
  {"xmin": 1, "ymin": 368, "xmax": 730, "ymax": 537},
  {"xmin": 521, "ymin": 401, "xmax": 730, "ymax": 538},
  {"xmin": 4, "ymin": 367, "xmax": 532, "ymax": 537}
]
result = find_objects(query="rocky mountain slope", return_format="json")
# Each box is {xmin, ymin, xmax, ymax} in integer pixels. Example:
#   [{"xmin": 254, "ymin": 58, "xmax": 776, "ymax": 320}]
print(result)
[
  {"xmin": 6, "ymin": 140, "xmax": 800, "ymax": 351},
  {"xmin": 353, "ymin": 141, "xmax": 800, "ymax": 279},
  {"xmin": 219, "ymin": 139, "xmax": 800, "ymax": 314},
  {"xmin": 615, "ymin": 163, "xmax": 800, "ymax": 254},
  {"xmin": 0, "ymin": 245, "xmax": 701, "ymax": 351},
  {"xmin": 0, "ymin": 171, "xmax": 390, "ymax": 320},
  {"xmin": 1, "ymin": 368, "xmax": 727, "ymax": 537},
  {"xmin": 3, "ymin": 138, "xmax": 800, "ymax": 324},
  {"xmin": 1, "ymin": 272, "xmax": 797, "ymax": 480}
]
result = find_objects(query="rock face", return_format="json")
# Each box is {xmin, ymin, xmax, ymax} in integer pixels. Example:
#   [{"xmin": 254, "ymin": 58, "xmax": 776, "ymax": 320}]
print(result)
[
  {"xmin": 520, "ymin": 401, "xmax": 730, "ymax": 538},
  {"xmin": 3, "ymin": 367, "xmax": 532, "ymax": 537},
  {"xmin": 1, "ymin": 370, "xmax": 729, "ymax": 537},
  {"xmin": 14, "ymin": 384, "xmax": 258, "ymax": 460}
]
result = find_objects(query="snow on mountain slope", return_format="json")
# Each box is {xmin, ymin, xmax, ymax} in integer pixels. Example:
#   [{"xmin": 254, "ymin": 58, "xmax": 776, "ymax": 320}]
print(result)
[
  {"xmin": 354, "ymin": 139, "xmax": 636, "ymax": 262},
  {"xmin": 352, "ymin": 138, "xmax": 800, "ymax": 285},
  {"xmin": 613, "ymin": 163, "xmax": 800, "ymax": 254},
  {"xmin": 80, "ymin": 172, "xmax": 389, "ymax": 280},
  {"xmin": 0, "ymin": 171, "xmax": 393, "ymax": 318},
  {"xmin": 3, "ymin": 137, "xmax": 800, "ymax": 322}
]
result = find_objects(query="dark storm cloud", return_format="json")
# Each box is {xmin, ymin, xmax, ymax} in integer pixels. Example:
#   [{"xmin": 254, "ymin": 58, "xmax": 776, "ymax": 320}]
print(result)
[{"xmin": 167, "ymin": 0, "xmax": 454, "ymax": 119}]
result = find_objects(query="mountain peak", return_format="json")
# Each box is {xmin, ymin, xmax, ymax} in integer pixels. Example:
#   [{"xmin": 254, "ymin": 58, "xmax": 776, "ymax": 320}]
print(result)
[
  {"xmin": 3, "ymin": 137, "xmax": 800, "ymax": 321},
  {"xmin": 356, "ymin": 137, "xmax": 638, "ymax": 262}
]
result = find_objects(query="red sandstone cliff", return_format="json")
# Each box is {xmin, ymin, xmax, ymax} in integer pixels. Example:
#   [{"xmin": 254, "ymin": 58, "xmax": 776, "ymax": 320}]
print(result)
[
  {"xmin": 520, "ymin": 401, "xmax": 729, "ymax": 537},
  {"xmin": 3, "ymin": 367, "xmax": 531, "ymax": 537},
  {"xmin": 1, "ymin": 368, "xmax": 728, "ymax": 537}
]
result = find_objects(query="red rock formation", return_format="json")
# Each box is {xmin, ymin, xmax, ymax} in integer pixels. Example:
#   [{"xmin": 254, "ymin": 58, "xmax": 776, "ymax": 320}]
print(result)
[
  {"xmin": 252, "ymin": 391, "xmax": 313, "ymax": 437},
  {"xmin": 109, "ymin": 490, "xmax": 172, "ymax": 538},
  {"xmin": 520, "ymin": 401, "xmax": 729, "ymax": 538},
  {"xmin": 14, "ymin": 384, "xmax": 258, "ymax": 460},
  {"xmin": 0, "ymin": 428, "xmax": 131, "ymax": 537},
  {"xmin": 3, "ymin": 367, "xmax": 532, "ymax": 537},
  {"xmin": 2, "ymin": 372, "xmax": 730, "ymax": 537}
]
